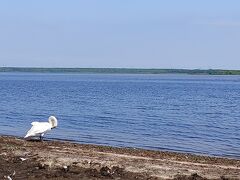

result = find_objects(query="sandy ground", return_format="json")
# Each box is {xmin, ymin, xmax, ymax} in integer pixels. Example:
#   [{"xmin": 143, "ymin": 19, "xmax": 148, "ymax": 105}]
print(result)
[{"xmin": 0, "ymin": 136, "xmax": 239, "ymax": 180}]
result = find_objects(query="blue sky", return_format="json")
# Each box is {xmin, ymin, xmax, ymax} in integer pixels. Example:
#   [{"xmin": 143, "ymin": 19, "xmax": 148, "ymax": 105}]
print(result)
[{"xmin": 0, "ymin": 0, "xmax": 240, "ymax": 69}]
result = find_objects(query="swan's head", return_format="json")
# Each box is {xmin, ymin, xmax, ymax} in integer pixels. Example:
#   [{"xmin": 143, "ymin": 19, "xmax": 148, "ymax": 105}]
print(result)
[{"xmin": 48, "ymin": 116, "xmax": 58, "ymax": 128}]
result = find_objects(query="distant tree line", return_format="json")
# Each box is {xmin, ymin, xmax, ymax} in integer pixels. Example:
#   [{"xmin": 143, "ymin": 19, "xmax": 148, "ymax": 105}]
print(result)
[{"xmin": 0, "ymin": 67, "xmax": 240, "ymax": 75}]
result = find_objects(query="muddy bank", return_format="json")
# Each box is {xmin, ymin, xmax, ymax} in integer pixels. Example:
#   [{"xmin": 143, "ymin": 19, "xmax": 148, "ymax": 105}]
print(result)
[{"xmin": 0, "ymin": 136, "xmax": 239, "ymax": 179}]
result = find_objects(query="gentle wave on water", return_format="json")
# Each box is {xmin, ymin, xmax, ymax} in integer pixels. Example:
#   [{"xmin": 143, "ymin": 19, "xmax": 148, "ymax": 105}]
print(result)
[{"xmin": 0, "ymin": 73, "xmax": 240, "ymax": 159}]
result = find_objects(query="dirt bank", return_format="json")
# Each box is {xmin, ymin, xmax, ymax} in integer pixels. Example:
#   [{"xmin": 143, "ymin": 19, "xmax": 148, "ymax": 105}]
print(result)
[{"xmin": 0, "ymin": 136, "xmax": 239, "ymax": 179}]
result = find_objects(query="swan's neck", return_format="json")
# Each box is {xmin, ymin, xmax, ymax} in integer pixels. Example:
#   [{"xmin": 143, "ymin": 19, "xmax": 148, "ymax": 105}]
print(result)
[{"xmin": 48, "ymin": 116, "xmax": 58, "ymax": 128}]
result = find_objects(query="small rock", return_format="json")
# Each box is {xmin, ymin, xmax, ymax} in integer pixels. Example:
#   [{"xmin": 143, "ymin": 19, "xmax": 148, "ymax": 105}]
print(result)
[
  {"xmin": 112, "ymin": 166, "xmax": 124, "ymax": 176},
  {"xmin": 38, "ymin": 163, "xmax": 48, "ymax": 169},
  {"xmin": 68, "ymin": 165, "xmax": 82, "ymax": 174},
  {"xmin": 100, "ymin": 166, "xmax": 111, "ymax": 177},
  {"xmin": 191, "ymin": 173, "xmax": 205, "ymax": 180},
  {"xmin": 63, "ymin": 165, "xmax": 69, "ymax": 172},
  {"xmin": 0, "ymin": 152, "xmax": 7, "ymax": 156},
  {"xmin": 20, "ymin": 157, "xmax": 27, "ymax": 161}
]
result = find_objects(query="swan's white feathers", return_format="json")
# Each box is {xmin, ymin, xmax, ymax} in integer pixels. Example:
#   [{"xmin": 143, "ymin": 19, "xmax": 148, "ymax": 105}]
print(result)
[
  {"xmin": 25, "ymin": 122, "xmax": 51, "ymax": 138},
  {"xmin": 31, "ymin": 121, "xmax": 40, "ymax": 126},
  {"xmin": 24, "ymin": 116, "xmax": 58, "ymax": 139}
]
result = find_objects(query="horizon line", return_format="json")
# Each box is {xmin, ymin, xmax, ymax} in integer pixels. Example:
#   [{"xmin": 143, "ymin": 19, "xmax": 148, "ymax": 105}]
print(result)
[{"xmin": 1, "ymin": 67, "xmax": 240, "ymax": 71}]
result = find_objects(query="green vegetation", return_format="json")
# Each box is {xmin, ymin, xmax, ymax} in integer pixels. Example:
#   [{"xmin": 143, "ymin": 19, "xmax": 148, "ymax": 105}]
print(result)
[{"xmin": 0, "ymin": 67, "xmax": 240, "ymax": 75}]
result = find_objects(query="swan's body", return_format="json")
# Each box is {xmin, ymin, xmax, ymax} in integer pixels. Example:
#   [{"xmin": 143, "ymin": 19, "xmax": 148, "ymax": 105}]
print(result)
[{"xmin": 24, "ymin": 116, "xmax": 58, "ymax": 140}]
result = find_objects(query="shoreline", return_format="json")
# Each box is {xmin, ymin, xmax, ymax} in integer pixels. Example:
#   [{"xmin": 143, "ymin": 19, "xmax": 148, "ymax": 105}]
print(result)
[
  {"xmin": 0, "ymin": 136, "xmax": 239, "ymax": 179},
  {"xmin": 1, "ymin": 67, "xmax": 240, "ymax": 75},
  {"xmin": 3, "ymin": 134, "xmax": 240, "ymax": 160}
]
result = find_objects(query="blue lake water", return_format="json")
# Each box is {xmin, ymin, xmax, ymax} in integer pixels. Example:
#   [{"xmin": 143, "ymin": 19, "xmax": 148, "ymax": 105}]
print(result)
[{"xmin": 0, "ymin": 73, "xmax": 239, "ymax": 158}]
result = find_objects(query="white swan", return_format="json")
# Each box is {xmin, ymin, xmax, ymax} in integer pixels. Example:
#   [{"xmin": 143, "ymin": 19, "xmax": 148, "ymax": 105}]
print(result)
[{"xmin": 24, "ymin": 116, "xmax": 58, "ymax": 140}]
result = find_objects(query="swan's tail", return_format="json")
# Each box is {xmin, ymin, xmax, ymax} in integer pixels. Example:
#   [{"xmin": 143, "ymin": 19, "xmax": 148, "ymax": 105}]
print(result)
[{"xmin": 24, "ymin": 134, "xmax": 29, "ymax": 138}]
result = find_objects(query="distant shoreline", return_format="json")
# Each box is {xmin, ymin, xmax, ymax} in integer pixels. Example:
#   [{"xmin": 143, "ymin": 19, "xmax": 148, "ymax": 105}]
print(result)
[{"xmin": 1, "ymin": 67, "xmax": 240, "ymax": 75}]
